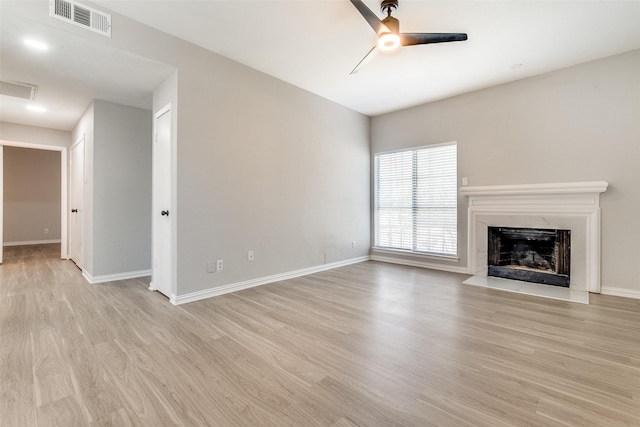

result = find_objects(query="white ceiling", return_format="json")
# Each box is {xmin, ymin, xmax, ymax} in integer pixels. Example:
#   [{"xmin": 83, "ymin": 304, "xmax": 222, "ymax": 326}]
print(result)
[{"xmin": 2, "ymin": 1, "xmax": 640, "ymax": 131}]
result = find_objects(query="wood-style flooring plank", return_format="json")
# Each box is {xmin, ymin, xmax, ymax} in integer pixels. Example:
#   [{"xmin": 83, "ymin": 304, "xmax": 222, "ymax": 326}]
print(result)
[
  {"xmin": 36, "ymin": 395, "xmax": 87, "ymax": 427},
  {"xmin": 2, "ymin": 244, "xmax": 640, "ymax": 426}
]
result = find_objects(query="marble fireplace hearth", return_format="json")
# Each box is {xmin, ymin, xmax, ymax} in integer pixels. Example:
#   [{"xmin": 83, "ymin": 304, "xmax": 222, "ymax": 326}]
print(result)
[{"xmin": 459, "ymin": 181, "xmax": 608, "ymax": 304}]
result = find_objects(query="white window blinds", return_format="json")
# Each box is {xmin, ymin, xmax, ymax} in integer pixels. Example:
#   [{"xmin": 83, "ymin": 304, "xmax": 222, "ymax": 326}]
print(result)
[{"xmin": 374, "ymin": 143, "xmax": 457, "ymax": 256}]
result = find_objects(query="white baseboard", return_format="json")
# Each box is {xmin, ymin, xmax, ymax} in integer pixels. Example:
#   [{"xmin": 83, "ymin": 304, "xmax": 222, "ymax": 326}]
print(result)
[
  {"xmin": 600, "ymin": 286, "xmax": 640, "ymax": 300},
  {"xmin": 172, "ymin": 256, "xmax": 370, "ymax": 305},
  {"xmin": 3, "ymin": 239, "xmax": 61, "ymax": 247},
  {"xmin": 83, "ymin": 269, "xmax": 152, "ymax": 284},
  {"xmin": 370, "ymin": 254, "xmax": 469, "ymax": 275}
]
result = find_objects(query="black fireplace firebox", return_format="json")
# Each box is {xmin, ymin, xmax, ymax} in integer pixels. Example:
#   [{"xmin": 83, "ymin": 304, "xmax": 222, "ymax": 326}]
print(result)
[{"xmin": 488, "ymin": 227, "xmax": 571, "ymax": 287}]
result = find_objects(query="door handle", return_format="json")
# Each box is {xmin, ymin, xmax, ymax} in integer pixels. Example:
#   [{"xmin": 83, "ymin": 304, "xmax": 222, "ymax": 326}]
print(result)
[
  {"xmin": 161, "ymin": 210, "xmax": 169, "ymax": 216},
  {"xmin": 71, "ymin": 209, "xmax": 78, "ymax": 213}
]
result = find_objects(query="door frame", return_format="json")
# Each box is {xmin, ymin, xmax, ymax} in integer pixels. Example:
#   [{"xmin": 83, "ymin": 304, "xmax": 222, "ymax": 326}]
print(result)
[
  {"xmin": 150, "ymin": 102, "xmax": 176, "ymax": 299},
  {"xmin": 0, "ymin": 139, "xmax": 68, "ymax": 263}
]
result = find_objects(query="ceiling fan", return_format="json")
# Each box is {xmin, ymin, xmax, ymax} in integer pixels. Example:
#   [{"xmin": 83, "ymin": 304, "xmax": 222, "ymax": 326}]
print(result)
[{"xmin": 349, "ymin": 0, "xmax": 468, "ymax": 74}]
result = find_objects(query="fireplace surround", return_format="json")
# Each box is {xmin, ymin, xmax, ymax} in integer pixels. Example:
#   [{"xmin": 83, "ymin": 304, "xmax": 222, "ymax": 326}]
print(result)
[{"xmin": 460, "ymin": 181, "xmax": 608, "ymax": 298}]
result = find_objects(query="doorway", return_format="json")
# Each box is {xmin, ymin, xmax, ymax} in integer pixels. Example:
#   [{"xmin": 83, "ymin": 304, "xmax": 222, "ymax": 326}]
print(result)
[{"xmin": 0, "ymin": 140, "xmax": 68, "ymax": 264}]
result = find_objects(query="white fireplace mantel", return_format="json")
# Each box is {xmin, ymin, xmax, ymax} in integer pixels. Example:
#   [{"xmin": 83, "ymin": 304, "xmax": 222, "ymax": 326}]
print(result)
[
  {"xmin": 459, "ymin": 181, "xmax": 609, "ymax": 198},
  {"xmin": 460, "ymin": 181, "xmax": 608, "ymax": 294}
]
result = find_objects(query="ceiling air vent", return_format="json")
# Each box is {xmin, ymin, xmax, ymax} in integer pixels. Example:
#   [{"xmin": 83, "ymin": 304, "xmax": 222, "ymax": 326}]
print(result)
[
  {"xmin": 0, "ymin": 80, "xmax": 38, "ymax": 100},
  {"xmin": 49, "ymin": 0, "xmax": 111, "ymax": 37}
]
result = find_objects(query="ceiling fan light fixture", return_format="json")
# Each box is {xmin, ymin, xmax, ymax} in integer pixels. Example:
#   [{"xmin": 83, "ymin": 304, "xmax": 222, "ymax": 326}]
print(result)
[{"xmin": 378, "ymin": 32, "xmax": 400, "ymax": 50}]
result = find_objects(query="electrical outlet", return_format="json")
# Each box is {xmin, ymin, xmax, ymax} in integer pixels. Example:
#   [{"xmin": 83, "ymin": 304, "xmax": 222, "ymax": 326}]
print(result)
[
  {"xmin": 352, "ymin": 241, "xmax": 357, "ymax": 248},
  {"xmin": 207, "ymin": 261, "xmax": 216, "ymax": 273},
  {"xmin": 44, "ymin": 228, "xmax": 49, "ymax": 234},
  {"xmin": 216, "ymin": 259, "xmax": 224, "ymax": 272},
  {"xmin": 248, "ymin": 250, "xmax": 254, "ymax": 262},
  {"xmin": 462, "ymin": 177, "xmax": 469, "ymax": 186}
]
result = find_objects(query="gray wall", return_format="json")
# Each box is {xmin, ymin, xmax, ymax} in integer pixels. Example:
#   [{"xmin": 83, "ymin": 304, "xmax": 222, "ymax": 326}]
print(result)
[
  {"xmin": 72, "ymin": 100, "xmax": 152, "ymax": 277},
  {"xmin": 371, "ymin": 49, "xmax": 640, "ymax": 293},
  {"xmin": 3, "ymin": 147, "xmax": 61, "ymax": 244},
  {"xmin": 94, "ymin": 100, "xmax": 152, "ymax": 276},
  {"xmin": 175, "ymin": 61, "xmax": 370, "ymax": 294},
  {"xmin": 91, "ymin": 5, "xmax": 371, "ymax": 295}
]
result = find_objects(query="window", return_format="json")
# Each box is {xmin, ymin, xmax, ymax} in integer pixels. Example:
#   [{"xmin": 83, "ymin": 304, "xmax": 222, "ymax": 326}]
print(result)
[{"xmin": 374, "ymin": 143, "xmax": 457, "ymax": 256}]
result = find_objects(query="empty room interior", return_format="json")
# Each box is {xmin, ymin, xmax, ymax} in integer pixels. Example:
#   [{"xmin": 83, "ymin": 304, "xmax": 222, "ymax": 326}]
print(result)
[{"xmin": 1, "ymin": 0, "xmax": 640, "ymax": 425}]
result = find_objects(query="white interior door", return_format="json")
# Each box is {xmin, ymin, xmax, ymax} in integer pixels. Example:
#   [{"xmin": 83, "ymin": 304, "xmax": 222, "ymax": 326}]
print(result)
[
  {"xmin": 152, "ymin": 104, "xmax": 172, "ymax": 298},
  {"xmin": 69, "ymin": 138, "xmax": 84, "ymax": 268}
]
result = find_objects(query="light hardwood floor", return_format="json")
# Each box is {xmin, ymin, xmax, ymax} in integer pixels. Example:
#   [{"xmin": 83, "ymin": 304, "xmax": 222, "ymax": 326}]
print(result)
[{"xmin": 1, "ymin": 244, "xmax": 640, "ymax": 426}]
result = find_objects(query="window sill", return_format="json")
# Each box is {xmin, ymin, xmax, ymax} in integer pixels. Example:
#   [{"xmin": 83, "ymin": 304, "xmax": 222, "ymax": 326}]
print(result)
[{"xmin": 371, "ymin": 247, "xmax": 460, "ymax": 263}]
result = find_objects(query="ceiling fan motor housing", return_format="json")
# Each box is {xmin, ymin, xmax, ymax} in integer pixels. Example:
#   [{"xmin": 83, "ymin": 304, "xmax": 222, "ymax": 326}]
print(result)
[
  {"xmin": 381, "ymin": 15, "xmax": 399, "ymax": 34},
  {"xmin": 380, "ymin": 0, "xmax": 400, "ymax": 35}
]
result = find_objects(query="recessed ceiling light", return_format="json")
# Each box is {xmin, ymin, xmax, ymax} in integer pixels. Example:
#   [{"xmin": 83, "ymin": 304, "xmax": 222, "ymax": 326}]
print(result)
[
  {"xmin": 27, "ymin": 105, "xmax": 47, "ymax": 113},
  {"xmin": 511, "ymin": 63, "xmax": 524, "ymax": 70},
  {"xmin": 24, "ymin": 39, "xmax": 49, "ymax": 51}
]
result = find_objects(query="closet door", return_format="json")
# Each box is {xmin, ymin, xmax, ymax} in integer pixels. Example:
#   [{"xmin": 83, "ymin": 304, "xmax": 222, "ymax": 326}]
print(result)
[
  {"xmin": 69, "ymin": 138, "xmax": 84, "ymax": 268},
  {"xmin": 152, "ymin": 104, "xmax": 173, "ymax": 298}
]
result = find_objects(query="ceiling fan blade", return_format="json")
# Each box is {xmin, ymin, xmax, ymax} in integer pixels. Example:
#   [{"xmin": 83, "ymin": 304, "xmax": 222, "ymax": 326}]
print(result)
[
  {"xmin": 349, "ymin": 0, "xmax": 390, "ymax": 34},
  {"xmin": 400, "ymin": 33, "xmax": 468, "ymax": 46},
  {"xmin": 350, "ymin": 45, "xmax": 378, "ymax": 75}
]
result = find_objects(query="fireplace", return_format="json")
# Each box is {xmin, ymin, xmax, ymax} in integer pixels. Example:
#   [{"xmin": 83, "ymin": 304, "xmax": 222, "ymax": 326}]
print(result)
[
  {"xmin": 459, "ymin": 182, "xmax": 607, "ymax": 303},
  {"xmin": 488, "ymin": 227, "xmax": 570, "ymax": 287}
]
